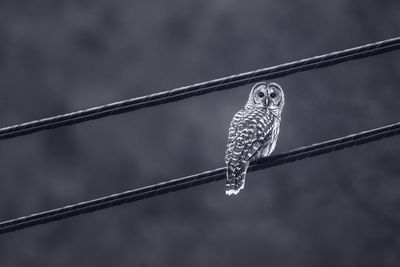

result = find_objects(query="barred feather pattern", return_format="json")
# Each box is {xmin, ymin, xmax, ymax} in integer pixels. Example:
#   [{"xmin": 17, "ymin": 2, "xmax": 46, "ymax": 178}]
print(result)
[{"xmin": 225, "ymin": 107, "xmax": 281, "ymax": 195}]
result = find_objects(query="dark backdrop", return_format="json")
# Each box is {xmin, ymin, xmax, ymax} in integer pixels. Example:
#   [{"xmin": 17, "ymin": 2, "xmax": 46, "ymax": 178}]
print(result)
[{"xmin": 0, "ymin": 0, "xmax": 399, "ymax": 266}]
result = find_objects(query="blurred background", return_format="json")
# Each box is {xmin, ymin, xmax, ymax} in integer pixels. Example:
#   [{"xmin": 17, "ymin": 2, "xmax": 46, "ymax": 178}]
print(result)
[{"xmin": 0, "ymin": 0, "xmax": 399, "ymax": 266}]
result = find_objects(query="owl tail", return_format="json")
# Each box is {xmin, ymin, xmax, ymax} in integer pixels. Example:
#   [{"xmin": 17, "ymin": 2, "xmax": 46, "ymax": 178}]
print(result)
[{"xmin": 226, "ymin": 163, "xmax": 249, "ymax": 195}]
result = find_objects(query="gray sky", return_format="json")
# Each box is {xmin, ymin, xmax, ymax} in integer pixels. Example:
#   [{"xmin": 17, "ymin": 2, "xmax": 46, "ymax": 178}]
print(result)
[{"xmin": 0, "ymin": 0, "xmax": 399, "ymax": 266}]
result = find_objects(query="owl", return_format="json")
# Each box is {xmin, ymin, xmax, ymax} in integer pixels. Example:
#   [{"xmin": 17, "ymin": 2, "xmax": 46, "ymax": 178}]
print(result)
[{"xmin": 225, "ymin": 82, "xmax": 285, "ymax": 195}]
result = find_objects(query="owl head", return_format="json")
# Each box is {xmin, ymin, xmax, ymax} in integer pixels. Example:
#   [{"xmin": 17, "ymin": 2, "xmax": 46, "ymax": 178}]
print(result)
[{"xmin": 246, "ymin": 82, "xmax": 284, "ymax": 112}]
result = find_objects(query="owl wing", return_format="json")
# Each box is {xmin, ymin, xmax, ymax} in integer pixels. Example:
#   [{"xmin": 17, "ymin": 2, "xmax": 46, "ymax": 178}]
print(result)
[
  {"xmin": 225, "ymin": 109, "xmax": 273, "ymax": 194},
  {"xmin": 225, "ymin": 109, "xmax": 245, "ymax": 164}
]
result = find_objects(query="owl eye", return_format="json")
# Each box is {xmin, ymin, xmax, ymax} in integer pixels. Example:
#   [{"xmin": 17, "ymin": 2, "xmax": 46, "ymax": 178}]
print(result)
[
  {"xmin": 270, "ymin": 92, "xmax": 277, "ymax": 98},
  {"xmin": 258, "ymin": 92, "xmax": 264, "ymax": 98}
]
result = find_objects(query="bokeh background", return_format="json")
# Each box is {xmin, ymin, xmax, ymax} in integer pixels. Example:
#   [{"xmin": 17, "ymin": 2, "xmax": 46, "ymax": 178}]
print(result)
[{"xmin": 0, "ymin": 0, "xmax": 399, "ymax": 266}]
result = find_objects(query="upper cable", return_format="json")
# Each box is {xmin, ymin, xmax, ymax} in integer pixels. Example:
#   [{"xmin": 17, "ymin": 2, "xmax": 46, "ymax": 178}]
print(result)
[{"xmin": 0, "ymin": 37, "xmax": 399, "ymax": 140}]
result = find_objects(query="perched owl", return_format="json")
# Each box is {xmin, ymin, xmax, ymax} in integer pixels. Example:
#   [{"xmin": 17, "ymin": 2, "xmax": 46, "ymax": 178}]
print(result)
[{"xmin": 225, "ymin": 82, "xmax": 285, "ymax": 195}]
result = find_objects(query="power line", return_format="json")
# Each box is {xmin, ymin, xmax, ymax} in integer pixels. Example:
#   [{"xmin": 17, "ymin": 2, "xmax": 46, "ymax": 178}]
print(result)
[
  {"xmin": 1, "ymin": 121, "xmax": 399, "ymax": 235},
  {"xmin": 0, "ymin": 37, "xmax": 399, "ymax": 140}
]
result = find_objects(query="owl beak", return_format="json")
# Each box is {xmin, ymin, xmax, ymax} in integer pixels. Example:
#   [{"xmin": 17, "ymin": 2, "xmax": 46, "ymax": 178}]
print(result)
[{"xmin": 265, "ymin": 98, "xmax": 270, "ymax": 106}]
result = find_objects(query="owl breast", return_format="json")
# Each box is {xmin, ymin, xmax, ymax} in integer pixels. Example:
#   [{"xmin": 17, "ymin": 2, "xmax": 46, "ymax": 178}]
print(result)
[{"xmin": 256, "ymin": 117, "xmax": 281, "ymax": 159}]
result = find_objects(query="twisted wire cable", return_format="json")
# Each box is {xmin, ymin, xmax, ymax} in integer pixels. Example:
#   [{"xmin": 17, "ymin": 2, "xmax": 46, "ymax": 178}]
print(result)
[
  {"xmin": 0, "ymin": 37, "xmax": 399, "ymax": 140},
  {"xmin": 0, "ymin": 121, "xmax": 399, "ymax": 235}
]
